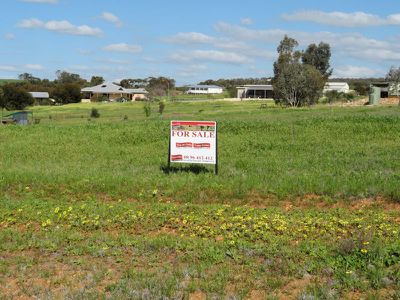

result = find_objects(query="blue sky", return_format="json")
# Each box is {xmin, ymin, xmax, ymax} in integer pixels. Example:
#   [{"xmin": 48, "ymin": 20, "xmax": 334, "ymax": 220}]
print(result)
[{"xmin": 1, "ymin": 0, "xmax": 400, "ymax": 85}]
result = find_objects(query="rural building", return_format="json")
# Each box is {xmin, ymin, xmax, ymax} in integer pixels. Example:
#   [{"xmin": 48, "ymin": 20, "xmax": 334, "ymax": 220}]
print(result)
[
  {"xmin": 323, "ymin": 82, "xmax": 350, "ymax": 94},
  {"xmin": 369, "ymin": 82, "xmax": 400, "ymax": 98},
  {"xmin": 29, "ymin": 92, "xmax": 49, "ymax": 100},
  {"xmin": 236, "ymin": 85, "xmax": 274, "ymax": 99},
  {"xmin": 29, "ymin": 92, "xmax": 55, "ymax": 105},
  {"xmin": 81, "ymin": 82, "xmax": 148, "ymax": 102},
  {"xmin": 185, "ymin": 85, "xmax": 223, "ymax": 94}
]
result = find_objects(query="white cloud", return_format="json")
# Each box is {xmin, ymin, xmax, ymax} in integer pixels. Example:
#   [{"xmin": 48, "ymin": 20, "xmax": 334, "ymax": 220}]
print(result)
[
  {"xmin": 100, "ymin": 12, "xmax": 122, "ymax": 27},
  {"xmin": 282, "ymin": 10, "xmax": 400, "ymax": 27},
  {"xmin": 25, "ymin": 64, "xmax": 44, "ymax": 70},
  {"xmin": 0, "ymin": 65, "xmax": 17, "ymax": 72},
  {"xmin": 0, "ymin": 64, "xmax": 44, "ymax": 72},
  {"xmin": 214, "ymin": 22, "xmax": 400, "ymax": 63},
  {"xmin": 215, "ymin": 22, "xmax": 286, "ymax": 42},
  {"xmin": 333, "ymin": 66, "xmax": 380, "ymax": 78},
  {"xmin": 103, "ymin": 43, "xmax": 142, "ymax": 53},
  {"xmin": 240, "ymin": 18, "xmax": 253, "ymax": 26},
  {"xmin": 388, "ymin": 14, "xmax": 400, "ymax": 24},
  {"xmin": 163, "ymin": 32, "xmax": 215, "ymax": 44},
  {"xmin": 4, "ymin": 33, "xmax": 15, "ymax": 40},
  {"xmin": 95, "ymin": 58, "xmax": 131, "ymax": 64},
  {"xmin": 215, "ymin": 21, "xmax": 391, "ymax": 49},
  {"xmin": 171, "ymin": 50, "xmax": 251, "ymax": 64},
  {"xmin": 21, "ymin": 0, "xmax": 58, "ymax": 3},
  {"xmin": 17, "ymin": 18, "xmax": 102, "ymax": 37},
  {"xmin": 351, "ymin": 49, "xmax": 400, "ymax": 61}
]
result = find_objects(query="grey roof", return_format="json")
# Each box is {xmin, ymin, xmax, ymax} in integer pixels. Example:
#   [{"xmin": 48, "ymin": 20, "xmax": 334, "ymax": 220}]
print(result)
[
  {"xmin": 81, "ymin": 82, "xmax": 147, "ymax": 94},
  {"xmin": 325, "ymin": 82, "xmax": 349, "ymax": 87},
  {"xmin": 187, "ymin": 85, "xmax": 223, "ymax": 89},
  {"xmin": 29, "ymin": 92, "xmax": 49, "ymax": 98},
  {"xmin": 125, "ymin": 88, "xmax": 148, "ymax": 94},
  {"xmin": 237, "ymin": 85, "xmax": 273, "ymax": 90}
]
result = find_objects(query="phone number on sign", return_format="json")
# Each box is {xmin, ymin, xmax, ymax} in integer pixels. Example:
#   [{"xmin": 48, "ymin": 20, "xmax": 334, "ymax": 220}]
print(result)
[{"xmin": 184, "ymin": 155, "xmax": 213, "ymax": 160}]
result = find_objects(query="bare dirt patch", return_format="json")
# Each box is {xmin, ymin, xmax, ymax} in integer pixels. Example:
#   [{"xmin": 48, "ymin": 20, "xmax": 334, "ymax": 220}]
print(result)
[
  {"xmin": 275, "ymin": 276, "xmax": 313, "ymax": 300},
  {"xmin": 246, "ymin": 289, "xmax": 266, "ymax": 300},
  {"xmin": 189, "ymin": 290, "xmax": 207, "ymax": 300}
]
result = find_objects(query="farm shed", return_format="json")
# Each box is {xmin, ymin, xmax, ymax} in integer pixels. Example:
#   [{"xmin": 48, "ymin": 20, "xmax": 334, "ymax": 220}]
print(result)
[
  {"xmin": 369, "ymin": 82, "xmax": 400, "ymax": 98},
  {"xmin": 81, "ymin": 82, "xmax": 148, "ymax": 102},
  {"xmin": 185, "ymin": 85, "xmax": 223, "ymax": 94},
  {"xmin": 236, "ymin": 85, "xmax": 274, "ymax": 99},
  {"xmin": 323, "ymin": 82, "xmax": 350, "ymax": 94},
  {"xmin": 29, "ymin": 92, "xmax": 55, "ymax": 105}
]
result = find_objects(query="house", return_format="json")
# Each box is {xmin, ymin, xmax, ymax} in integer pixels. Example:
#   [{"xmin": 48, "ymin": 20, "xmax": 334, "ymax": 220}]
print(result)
[
  {"xmin": 29, "ymin": 92, "xmax": 55, "ymax": 105},
  {"xmin": 81, "ymin": 82, "xmax": 148, "ymax": 102},
  {"xmin": 323, "ymin": 82, "xmax": 350, "ymax": 94},
  {"xmin": 185, "ymin": 85, "xmax": 223, "ymax": 94},
  {"xmin": 236, "ymin": 85, "xmax": 274, "ymax": 99}
]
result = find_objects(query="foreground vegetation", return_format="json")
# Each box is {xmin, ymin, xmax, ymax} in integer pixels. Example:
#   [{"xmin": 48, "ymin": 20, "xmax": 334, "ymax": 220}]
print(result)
[{"xmin": 1, "ymin": 101, "xmax": 399, "ymax": 298}]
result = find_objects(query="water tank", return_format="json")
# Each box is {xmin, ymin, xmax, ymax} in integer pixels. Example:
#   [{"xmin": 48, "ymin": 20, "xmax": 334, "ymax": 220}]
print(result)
[{"xmin": 369, "ymin": 85, "xmax": 380, "ymax": 105}]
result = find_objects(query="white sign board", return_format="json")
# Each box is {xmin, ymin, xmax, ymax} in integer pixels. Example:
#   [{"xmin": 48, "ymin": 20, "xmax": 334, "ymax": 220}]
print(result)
[{"xmin": 170, "ymin": 120, "xmax": 217, "ymax": 165}]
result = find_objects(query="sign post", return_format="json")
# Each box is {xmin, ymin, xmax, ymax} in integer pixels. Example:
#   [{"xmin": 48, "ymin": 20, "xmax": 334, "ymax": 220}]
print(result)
[{"xmin": 169, "ymin": 120, "xmax": 218, "ymax": 174}]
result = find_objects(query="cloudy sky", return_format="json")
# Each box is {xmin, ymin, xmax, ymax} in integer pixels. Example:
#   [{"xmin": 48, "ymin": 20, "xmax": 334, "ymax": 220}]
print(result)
[{"xmin": 1, "ymin": 0, "xmax": 400, "ymax": 84}]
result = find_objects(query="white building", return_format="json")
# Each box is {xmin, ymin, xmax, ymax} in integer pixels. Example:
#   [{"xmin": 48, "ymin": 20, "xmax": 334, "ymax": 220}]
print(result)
[
  {"xmin": 81, "ymin": 82, "xmax": 147, "ymax": 102},
  {"xmin": 323, "ymin": 82, "xmax": 350, "ymax": 94},
  {"xmin": 186, "ymin": 85, "xmax": 223, "ymax": 94},
  {"xmin": 236, "ymin": 85, "xmax": 274, "ymax": 99}
]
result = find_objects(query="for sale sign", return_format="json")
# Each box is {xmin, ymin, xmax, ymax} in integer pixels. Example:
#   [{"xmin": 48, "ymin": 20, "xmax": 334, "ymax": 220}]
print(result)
[{"xmin": 170, "ymin": 120, "xmax": 217, "ymax": 165}]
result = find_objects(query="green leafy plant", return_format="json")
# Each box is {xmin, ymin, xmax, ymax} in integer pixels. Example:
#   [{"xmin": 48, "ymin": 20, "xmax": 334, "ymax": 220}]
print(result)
[
  {"xmin": 143, "ymin": 102, "xmax": 151, "ymax": 117},
  {"xmin": 158, "ymin": 100, "xmax": 166, "ymax": 115},
  {"xmin": 90, "ymin": 108, "xmax": 100, "ymax": 118}
]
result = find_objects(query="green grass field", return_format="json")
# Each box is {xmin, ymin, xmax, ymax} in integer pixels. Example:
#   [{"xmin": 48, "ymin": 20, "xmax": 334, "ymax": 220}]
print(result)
[{"xmin": 1, "ymin": 101, "xmax": 400, "ymax": 299}]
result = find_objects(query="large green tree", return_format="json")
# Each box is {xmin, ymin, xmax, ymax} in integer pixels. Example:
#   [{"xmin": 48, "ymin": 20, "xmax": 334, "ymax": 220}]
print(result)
[
  {"xmin": 51, "ymin": 83, "xmax": 81, "ymax": 104},
  {"xmin": 1, "ymin": 84, "xmax": 34, "ymax": 110},
  {"xmin": 18, "ymin": 73, "xmax": 41, "ymax": 83},
  {"xmin": 302, "ymin": 42, "xmax": 332, "ymax": 78},
  {"xmin": 147, "ymin": 77, "xmax": 175, "ymax": 97},
  {"xmin": 55, "ymin": 70, "xmax": 86, "ymax": 85},
  {"xmin": 120, "ymin": 78, "xmax": 148, "ymax": 89},
  {"xmin": 273, "ymin": 35, "xmax": 329, "ymax": 107},
  {"xmin": 89, "ymin": 76, "xmax": 105, "ymax": 86}
]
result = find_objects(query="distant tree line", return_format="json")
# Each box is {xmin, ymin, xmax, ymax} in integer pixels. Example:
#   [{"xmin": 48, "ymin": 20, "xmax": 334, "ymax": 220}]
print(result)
[
  {"xmin": 120, "ymin": 77, "xmax": 176, "ymax": 98},
  {"xmin": 0, "ymin": 71, "xmax": 105, "ymax": 111}
]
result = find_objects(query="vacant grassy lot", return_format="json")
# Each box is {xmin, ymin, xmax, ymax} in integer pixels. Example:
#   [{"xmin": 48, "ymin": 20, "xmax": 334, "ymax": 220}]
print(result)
[{"xmin": 1, "ymin": 101, "xmax": 399, "ymax": 299}]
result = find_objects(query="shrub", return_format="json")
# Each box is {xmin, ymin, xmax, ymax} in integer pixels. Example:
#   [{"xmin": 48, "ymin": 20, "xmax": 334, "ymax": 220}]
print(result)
[
  {"xmin": 158, "ymin": 100, "xmax": 166, "ymax": 115},
  {"xmin": 345, "ymin": 92, "xmax": 355, "ymax": 102},
  {"xmin": 143, "ymin": 102, "xmax": 151, "ymax": 117},
  {"xmin": 90, "ymin": 108, "xmax": 100, "ymax": 118}
]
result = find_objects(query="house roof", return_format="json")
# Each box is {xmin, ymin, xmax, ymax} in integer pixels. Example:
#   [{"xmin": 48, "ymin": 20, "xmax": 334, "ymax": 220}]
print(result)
[
  {"xmin": 125, "ymin": 88, "xmax": 148, "ymax": 94},
  {"xmin": 237, "ymin": 85, "xmax": 273, "ymax": 90},
  {"xmin": 325, "ymin": 82, "xmax": 349, "ymax": 87},
  {"xmin": 29, "ymin": 92, "xmax": 49, "ymax": 98},
  {"xmin": 81, "ymin": 82, "xmax": 147, "ymax": 94},
  {"xmin": 187, "ymin": 85, "xmax": 222, "ymax": 89}
]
